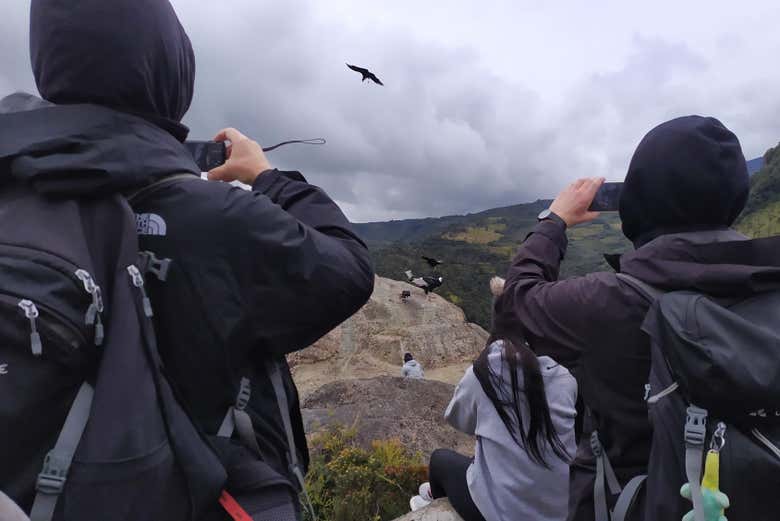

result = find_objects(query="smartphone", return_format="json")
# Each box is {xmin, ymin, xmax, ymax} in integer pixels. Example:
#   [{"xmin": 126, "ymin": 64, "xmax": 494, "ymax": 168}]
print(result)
[
  {"xmin": 184, "ymin": 141, "xmax": 226, "ymax": 172},
  {"xmin": 589, "ymin": 182, "xmax": 623, "ymax": 212}
]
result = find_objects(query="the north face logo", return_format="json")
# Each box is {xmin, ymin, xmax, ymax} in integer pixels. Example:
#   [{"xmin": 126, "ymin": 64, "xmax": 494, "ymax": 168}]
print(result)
[{"xmin": 136, "ymin": 213, "xmax": 167, "ymax": 236}]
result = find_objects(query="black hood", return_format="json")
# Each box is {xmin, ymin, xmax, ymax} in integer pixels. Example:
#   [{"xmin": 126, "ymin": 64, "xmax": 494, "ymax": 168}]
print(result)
[
  {"xmin": 30, "ymin": 0, "xmax": 195, "ymax": 141},
  {"xmin": 619, "ymin": 116, "xmax": 749, "ymax": 247},
  {"xmin": 0, "ymin": 93, "xmax": 199, "ymax": 196}
]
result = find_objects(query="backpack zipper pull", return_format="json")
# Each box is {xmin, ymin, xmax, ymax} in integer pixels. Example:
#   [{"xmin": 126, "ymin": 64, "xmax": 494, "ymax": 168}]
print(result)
[
  {"xmin": 127, "ymin": 265, "xmax": 153, "ymax": 318},
  {"xmin": 644, "ymin": 383, "xmax": 652, "ymax": 401},
  {"xmin": 92, "ymin": 313, "xmax": 105, "ymax": 346},
  {"xmin": 75, "ymin": 269, "xmax": 105, "ymax": 346},
  {"xmin": 18, "ymin": 299, "xmax": 43, "ymax": 356}
]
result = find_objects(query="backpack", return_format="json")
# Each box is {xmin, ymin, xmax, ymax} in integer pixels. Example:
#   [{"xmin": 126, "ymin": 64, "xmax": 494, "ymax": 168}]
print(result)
[
  {"xmin": 0, "ymin": 183, "xmax": 226, "ymax": 521},
  {"xmin": 129, "ymin": 176, "xmax": 317, "ymax": 521},
  {"xmin": 589, "ymin": 273, "xmax": 780, "ymax": 521}
]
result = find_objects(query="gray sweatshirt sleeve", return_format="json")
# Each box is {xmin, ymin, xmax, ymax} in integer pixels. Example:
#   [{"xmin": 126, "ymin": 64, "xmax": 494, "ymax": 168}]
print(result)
[
  {"xmin": 444, "ymin": 367, "xmax": 479, "ymax": 435},
  {"xmin": 0, "ymin": 491, "xmax": 29, "ymax": 521}
]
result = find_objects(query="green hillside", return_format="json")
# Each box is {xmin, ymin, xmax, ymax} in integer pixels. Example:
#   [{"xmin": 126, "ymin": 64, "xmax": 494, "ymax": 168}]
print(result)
[
  {"xmin": 358, "ymin": 148, "xmax": 780, "ymax": 330},
  {"xmin": 356, "ymin": 202, "xmax": 630, "ymax": 329},
  {"xmin": 737, "ymin": 143, "xmax": 780, "ymax": 238}
]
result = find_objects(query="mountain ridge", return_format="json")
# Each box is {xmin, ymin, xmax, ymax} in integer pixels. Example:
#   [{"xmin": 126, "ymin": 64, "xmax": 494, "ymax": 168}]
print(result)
[{"xmin": 356, "ymin": 153, "xmax": 779, "ymax": 329}]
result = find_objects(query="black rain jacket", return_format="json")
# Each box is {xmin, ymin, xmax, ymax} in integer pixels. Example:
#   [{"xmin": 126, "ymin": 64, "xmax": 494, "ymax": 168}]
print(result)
[
  {"xmin": 495, "ymin": 220, "xmax": 780, "ymax": 521},
  {"xmin": 0, "ymin": 90, "xmax": 374, "ymax": 509},
  {"xmin": 8, "ymin": 0, "xmax": 374, "ymax": 511},
  {"xmin": 131, "ymin": 167, "xmax": 375, "ymax": 493}
]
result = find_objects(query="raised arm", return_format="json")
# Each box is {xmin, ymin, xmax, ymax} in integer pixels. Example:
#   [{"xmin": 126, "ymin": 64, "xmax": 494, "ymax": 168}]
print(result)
[
  {"xmin": 212, "ymin": 128, "xmax": 374, "ymax": 356},
  {"xmin": 494, "ymin": 178, "xmax": 618, "ymax": 368}
]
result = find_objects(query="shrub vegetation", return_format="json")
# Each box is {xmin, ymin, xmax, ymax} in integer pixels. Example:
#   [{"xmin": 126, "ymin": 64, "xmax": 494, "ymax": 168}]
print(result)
[{"xmin": 303, "ymin": 424, "xmax": 428, "ymax": 521}]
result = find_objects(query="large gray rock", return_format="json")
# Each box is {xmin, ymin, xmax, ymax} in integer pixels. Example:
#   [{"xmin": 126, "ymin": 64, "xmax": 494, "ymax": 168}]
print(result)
[
  {"xmin": 391, "ymin": 499, "xmax": 465, "ymax": 521},
  {"xmin": 289, "ymin": 276, "xmax": 488, "ymax": 397},
  {"xmin": 301, "ymin": 376, "xmax": 474, "ymax": 460}
]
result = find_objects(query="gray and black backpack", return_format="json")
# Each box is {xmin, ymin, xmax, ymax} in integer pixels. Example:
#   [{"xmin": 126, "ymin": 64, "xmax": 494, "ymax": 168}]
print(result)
[
  {"xmin": 0, "ymin": 183, "xmax": 226, "ymax": 520},
  {"xmin": 589, "ymin": 272, "xmax": 780, "ymax": 521}
]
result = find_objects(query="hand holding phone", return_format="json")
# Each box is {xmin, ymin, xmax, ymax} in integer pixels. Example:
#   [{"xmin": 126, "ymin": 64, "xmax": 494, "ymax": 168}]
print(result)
[
  {"xmin": 549, "ymin": 177, "xmax": 605, "ymax": 227},
  {"xmin": 209, "ymin": 128, "xmax": 272, "ymax": 184}
]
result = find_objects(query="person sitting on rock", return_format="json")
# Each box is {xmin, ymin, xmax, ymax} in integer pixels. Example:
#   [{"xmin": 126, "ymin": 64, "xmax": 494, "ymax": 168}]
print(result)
[
  {"xmin": 401, "ymin": 352, "xmax": 425, "ymax": 379},
  {"xmin": 410, "ymin": 277, "xmax": 577, "ymax": 521}
]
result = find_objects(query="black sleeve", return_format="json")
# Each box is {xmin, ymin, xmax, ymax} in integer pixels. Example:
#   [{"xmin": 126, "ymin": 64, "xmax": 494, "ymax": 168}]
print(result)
[
  {"xmin": 224, "ymin": 169, "xmax": 374, "ymax": 357},
  {"xmin": 495, "ymin": 220, "xmax": 626, "ymax": 370}
]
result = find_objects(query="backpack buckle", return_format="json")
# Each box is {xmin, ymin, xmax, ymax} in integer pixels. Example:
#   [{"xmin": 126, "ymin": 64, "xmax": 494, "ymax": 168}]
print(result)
[
  {"xmin": 137, "ymin": 251, "xmax": 172, "ymax": 282},
  {"xmin": 589, "ymin": 431, "xmax": 604, "ymax": 457},
  {"xmin": 684, "ymin": 406, "xmax": 708, "ymax": 446},
  {"xmin": 235, "ymin": 377, "xmax": 252, "ymax": 411},
  {"xmin": 36, "ymin": 452, "xmax": 68, "ymax": 495}
]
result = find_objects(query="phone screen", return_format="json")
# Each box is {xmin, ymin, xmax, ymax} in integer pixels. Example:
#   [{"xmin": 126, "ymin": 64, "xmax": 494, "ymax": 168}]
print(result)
[
  {"xmin": 184, "ymin": 141, "xmax": 226, "ymax": 172},
  {"xmin": 589, "ymin": 182, "xmax": 623, "ymax": 212}
]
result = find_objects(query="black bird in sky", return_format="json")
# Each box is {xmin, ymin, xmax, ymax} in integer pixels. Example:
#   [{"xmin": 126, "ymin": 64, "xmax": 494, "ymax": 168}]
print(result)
[
  {"xmin": 422, "ymin": 256, "xmax": 444, "ymax": 269},
  {"xmin": 346, "ymin": 63, "xmax": 384, "ymax": 86}
]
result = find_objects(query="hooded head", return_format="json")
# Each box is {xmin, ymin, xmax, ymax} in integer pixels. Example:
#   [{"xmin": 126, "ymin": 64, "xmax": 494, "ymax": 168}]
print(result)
[
  {"xmin": 403, "ymin": 353, "xmax": 414, "ymax": 363},
  {"xmin": 30, "ymin": 0, "xmax": 195, "ymax": 141},
  {"xmin": 619, "ymin": 116, "xmax": 749, "ymax": 248}
]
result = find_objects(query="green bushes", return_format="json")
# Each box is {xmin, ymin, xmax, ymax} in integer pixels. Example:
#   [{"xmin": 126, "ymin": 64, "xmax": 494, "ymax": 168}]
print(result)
[
  {"xmin": 737, "ymin": 144, "xmax": 780, "ymax": 238},
  {"xmin": 303, "ymin": 424, "xmax": 428, "ymax": 521}
]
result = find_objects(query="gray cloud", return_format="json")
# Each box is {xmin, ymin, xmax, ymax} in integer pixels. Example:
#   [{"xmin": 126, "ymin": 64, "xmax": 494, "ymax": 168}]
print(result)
[{"xmin": 2, "ymin": 1, "xmax": 779, "ymax": 222}]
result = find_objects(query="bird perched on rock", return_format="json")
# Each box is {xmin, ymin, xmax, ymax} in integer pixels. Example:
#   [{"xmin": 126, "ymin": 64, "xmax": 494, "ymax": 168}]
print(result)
[
  {"xmin": 405, "ymin": 270, "xmax": 443, "ymax": 295},
  {"xmin": 422, "ymin": 256, "xmax": 444, "ymax": 269},
  {"xmin": 346, "ymin": 63, "xmax": 384, "ymax": 85}
]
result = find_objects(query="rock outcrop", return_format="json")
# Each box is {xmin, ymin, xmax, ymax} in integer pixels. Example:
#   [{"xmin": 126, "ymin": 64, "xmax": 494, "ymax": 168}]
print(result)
[
  {"xmin": 391, "ymin": 499, "xmax": 465, "ymax": 521},
  {"xmin": 289, "ymin": 276, "xmax": 488, "ymax": 397},
  {"xmin": 301, "ymin": 376, "xmax": 474, "ymax": 460}
]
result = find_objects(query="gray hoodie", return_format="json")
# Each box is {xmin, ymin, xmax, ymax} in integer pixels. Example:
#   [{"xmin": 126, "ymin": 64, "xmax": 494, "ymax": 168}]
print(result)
[
  {"xmin": 445, "ymin": 341, "xmax": 577, "ymax": 521},
  {"xmin": 0, "ymin": 491, "xmax": 29, "ymax": 521},
  {"xmin": 402, "ymin": 359, "xmax": 424, "ymax": 379}
]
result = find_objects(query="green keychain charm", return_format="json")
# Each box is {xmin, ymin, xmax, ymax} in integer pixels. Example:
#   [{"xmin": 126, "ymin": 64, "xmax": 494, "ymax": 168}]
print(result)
[{"xmin": 680, "ymin": 422, "xmax": 730, "ymax": 521}]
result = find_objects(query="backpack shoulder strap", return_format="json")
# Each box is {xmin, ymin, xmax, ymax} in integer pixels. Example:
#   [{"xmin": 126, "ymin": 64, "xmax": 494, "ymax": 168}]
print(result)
[
  {"xmin": 590, "ymin": 431, "xmax": 622, "ymax": 521},
  {"xmin": 216, "ymin": 377, "xmax": 261, "ymax": 457},
  {"xmin": 30, "ymin": 383, "xmax": 94, "ymax": 521},
  {"xmin": 217, "ymin": 362, "xmax": 318, "ymax": 521},
  {"xmin": 615, "ymin": 273, "xmax": 665, "ymax": 302},
  {"xmin": 611, "ymin": 475, "xmax": 647, "ymax": 521},
  {"xmin": 266, "ymin": 359, "xmax": 318, "ymax": 521},
  {"xmin": 588, "ymin": 274, "xmax": 663, "ymax": 521},
  {"xmin": 127, "ymin": 173, "xmax": 200, "ymax": 205}
]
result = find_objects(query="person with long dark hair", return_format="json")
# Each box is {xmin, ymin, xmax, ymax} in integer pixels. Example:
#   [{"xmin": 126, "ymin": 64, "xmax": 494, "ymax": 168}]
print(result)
[{"xmin": 410, "ymin": 277, "xmax": 577, "ymax": 521}]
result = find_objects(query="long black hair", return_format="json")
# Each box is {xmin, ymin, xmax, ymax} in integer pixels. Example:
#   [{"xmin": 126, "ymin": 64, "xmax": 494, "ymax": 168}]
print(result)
[{"xmin": 472, "ymin": 280, "xmax": 570, "ymax": 467}]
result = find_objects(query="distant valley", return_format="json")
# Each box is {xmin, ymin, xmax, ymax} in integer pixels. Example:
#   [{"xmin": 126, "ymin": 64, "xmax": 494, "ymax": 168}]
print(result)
[{"xmin": 355, "ymin": 150, "xmax": 780, "ymax": 329}]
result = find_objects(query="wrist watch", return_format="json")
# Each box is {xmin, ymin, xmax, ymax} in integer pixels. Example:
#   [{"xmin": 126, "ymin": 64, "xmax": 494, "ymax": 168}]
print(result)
[{"xmin": 537, "ymin": 209, "xmax": 567, "ymax": 229}]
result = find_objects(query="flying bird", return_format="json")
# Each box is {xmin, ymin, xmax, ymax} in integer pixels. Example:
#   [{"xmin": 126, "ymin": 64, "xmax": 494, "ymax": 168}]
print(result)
[
  {"xmin": 346, "ymin": 63, "xmax": 384, "ymax": 86},
  {"xmin": 422, "ymin": 256, "xmax": 444, "ymax": 269},
  {"xmin": 405, "ymin": 270, "xmax": 443, "ymax": 295}
]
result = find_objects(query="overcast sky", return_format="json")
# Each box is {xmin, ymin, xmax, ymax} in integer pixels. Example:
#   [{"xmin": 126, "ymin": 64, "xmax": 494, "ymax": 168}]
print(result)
[{"xmin": 2, "ymin": 1, "xmax": 779, "ymax": 222}]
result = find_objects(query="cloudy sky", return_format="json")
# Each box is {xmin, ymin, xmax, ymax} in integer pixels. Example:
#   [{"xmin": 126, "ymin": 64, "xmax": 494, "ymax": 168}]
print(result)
[{"xmin": 2, "ymin": 1, "xmax": 780, "ymax": 222}]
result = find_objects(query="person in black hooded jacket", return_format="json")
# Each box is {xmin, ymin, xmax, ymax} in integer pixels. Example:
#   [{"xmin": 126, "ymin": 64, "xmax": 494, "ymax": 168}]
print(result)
[
  {"xmin": 2, "ymin": 1, "xmax": 375, "ymax": 519},
  {"xmin": 493, "ymin": 116, "xmax": 780, "ymax": 521}
]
